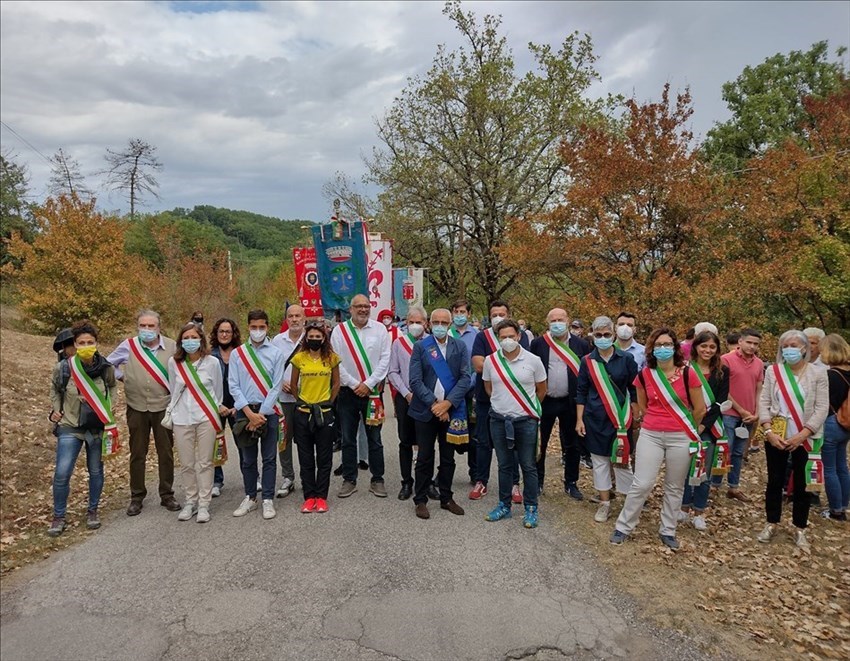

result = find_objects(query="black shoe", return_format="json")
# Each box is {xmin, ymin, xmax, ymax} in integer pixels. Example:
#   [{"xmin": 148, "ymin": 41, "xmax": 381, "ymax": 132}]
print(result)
[
  {"xmin": 126, "ymin": 500, "xmax": 143, "ymax": 516},
  {"xmin": 332, "ymin": 440, "xmax": 342, "ymax": 452},
  {"xmin": 398, "ymin": 484, "xmax": 413, "ymax": 500},
  {"xmin": 427, "ymin": 483, "xmax": 440, "ymax": 501},
  {"xmin": 358, "ymin": 460, "xmax": 369, "ymax": 471},
  {"xmin": 565, "ymin": 483, "xmax": 584, "ymax": 501},
  {"xmin": 160, "ymin": 497, "xmax": 181, "ymax": 512},
  {"xmin": 333, "ymin": 465, "xmax": 343, "ymax": 476}
]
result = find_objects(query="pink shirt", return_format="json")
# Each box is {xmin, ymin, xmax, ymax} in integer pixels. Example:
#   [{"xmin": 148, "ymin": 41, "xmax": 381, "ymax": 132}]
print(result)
[
  {"xmin": 721, "ymin": 350, "xmax": 764, "ymax": 418},
  {"xmin": 635, "ymin": 367, "xmax": 693, "ymax": 433}
]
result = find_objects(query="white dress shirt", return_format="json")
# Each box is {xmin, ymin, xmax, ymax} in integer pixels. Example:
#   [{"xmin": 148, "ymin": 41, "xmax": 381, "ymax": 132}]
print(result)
[
  {"xmin": 271, "ymin": 330, "xmax": 304, "ymax": 403},
  {"xmin": 330, "ymin": 319, "xmax": 392, "ymax": 390},
  {"xmin": 167, "ymin": 355, "xmax": 223, "ymax": 426}
]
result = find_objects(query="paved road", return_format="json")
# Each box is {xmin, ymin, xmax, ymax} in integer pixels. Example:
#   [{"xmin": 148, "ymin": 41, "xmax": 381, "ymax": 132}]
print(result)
[{"xmin": 1, "ymin": 417, "xmax": 706, "ymax": 661}]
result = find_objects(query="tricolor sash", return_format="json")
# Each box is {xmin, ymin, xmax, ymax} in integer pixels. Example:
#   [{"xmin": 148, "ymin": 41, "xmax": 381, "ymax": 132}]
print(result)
[
  {"xmin": 773, "ymin": 364, "xmax": 806, "ymax": 432},
  {"xmin": 584, "ymin": 355, "xmax": 632, "ymax": 466},
  {"xmin": 489, "ymin": 351, "xmax": 542, "ymax": 419},
  {"xmin": 803, "ymin": 437, "xmax": 824, "ymax": 492},
  {"xmin": 422, "ymin": 336, "xmax": 469, "ymax": 444},
  {"xmin": 129, "ymin": 337, "xmax": 170, "ymax": 391},
  {"xmin": 175, "ymin": 358, "xmax": 225, "ymax": 445},
  {"xmin": 642, "ymin": 367, "xmax": 700, "ymax": 442},
  {"xmin": 483, "ymin": 327, "xmax": 499, "ymax": 352},
  {"xmin": 235, "ymin": 344, "xmax": 287, "ymax": 447},
  {"xmin": 338, "ymin": 320, "xmax": 385, "ymax": 425},
  {"xmin": 692, "ymin": 367, "xmax": 730, "ymax": 476},
  {"xmin": 68, "ymin": 355, "xmax": 120, "ymax": 458},
  {"xmin": 449, "ymin": 326, "xmax": 461, "ymax": 339},
  {"xmin": 398, "ymin": 333, "xmax": 415, "ymax": 356},
  {"xmin": 544, "ymin": 332, "xmax": 580, "ymax": 376}
]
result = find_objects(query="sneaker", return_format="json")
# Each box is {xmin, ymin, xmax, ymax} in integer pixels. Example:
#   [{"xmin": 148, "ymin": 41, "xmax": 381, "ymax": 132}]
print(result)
[
  {"xmin": 610, "ymin": 530, "xmax": 628, "ymax": 545},
  {"xmin": 256, "ymin": 479, "xmax": 262, "ymax": 492},
  {"xmin": 262, "ymin": 499, "xmax": 276, "ymax": 519},
  {"xmin": 581, "ymin": 457, "xmax": 593, "ymax": 470},
  {"xmin": 523, "ymin": 505, "xmax": 539, "ymax": 528},
  {"xmin": 692, "ymin": 514, "xmax": 707, "ymax": 531},
  {"xmin": 794, "ymin": 528, "xmax": 810, "ymax": 550},
  {"xmin": 196, "ymin": 507, "xmax": 210, "ymax": 523},
  {"xmin": 468, "ymin": 481, "xmax": 487, "ymax": 500},
  {"xmin": 301, "ymin": 498, "xmax": 317, "ymax": 513},
  {"xmin": 211, "ymin": 485, "xmax": 222, "ymax": 498},
  {"xmin": 47, "ymin": 517, "xmax": 66, "ymax": 537},
  {"xmin": 594, "ymin": 502, "xmax": 611, "ymax": 523},
  {"xmin": 177, "ymin": 504, "xmax": 197, "ymax": 521},
  {"xmin": 338, "ymin": 480, "xmax": 357, "ymax": 498},
  {"xmin": 86, "ymin": 509, "xmax": 101, "ymax": 530},
  {"xmin": 677, "ymin": 509, "xmax": 690, "ymax": 523},
  {"xmin": 369, "ymin": 481, "xmax": 388, "ymax": 498},
  {"xmin": 756, "ymin": 524, "xmax": 776, "ymax": 543},
  {"xmin": 821, "ymin": 509, "xmax": 848, "ymax": 521},
  {"xmin": 511, "ymin": 485, "xmax": 522, "ymax": 504},
  {"xmin": 565, "ymin": 483, "xmax": 584, "ymax": 501},
  {"xmin": 233, "ymin": 496, "xmax": 258, "ymax": 517},
  {"xmin": 277, "ymin": 477, "xmax": 295, "ymax": 498},
  {"xmin": 315, "ymin": 498, "xmax": 328, "ymax": 513},
  {"xmin": 484, "ymin": 503, "xmax": 512, "ymax": 522},
  {"xmin": 659, "ymin": 534, "xmax": 680, "ymax": 551}
]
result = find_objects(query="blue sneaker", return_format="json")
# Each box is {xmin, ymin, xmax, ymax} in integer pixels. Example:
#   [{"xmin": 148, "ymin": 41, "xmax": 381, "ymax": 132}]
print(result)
[
  {"xmin": 610, "ymin": 529, "xmax": 629, "ymax": 545},
  {"xmin": 523, "ymin": 505, "xmax": 538, "ymax": 528},
  {"xmin": 659, "ymin": 534, "xmax": 680, "ymax": 551},
  {"xmin": 484, "ymin": 503, "xmax": 512, "ymax": 522},
  {"xmin": 565, "ymin": 483, "xmax": 584, "ymax": 501}
]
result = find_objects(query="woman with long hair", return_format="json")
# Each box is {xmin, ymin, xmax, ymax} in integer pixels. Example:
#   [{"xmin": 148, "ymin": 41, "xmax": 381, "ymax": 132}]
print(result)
[
  {"xmin": 289, "ymin": 322, "xmax": 340, "ymax": 513},
  {"xmin": 208, "ymin": 318, "xmax": 241, "ymax": 496}
]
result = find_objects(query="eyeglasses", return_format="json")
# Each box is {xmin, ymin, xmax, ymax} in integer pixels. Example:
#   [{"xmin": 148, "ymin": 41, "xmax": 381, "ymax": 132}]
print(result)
[
  {"xmin": 593, "ymin": 332, "xmax": 613, "ymax": 339},
  {"xmin": 655, "ymin": 342, "xmax": 674, "ymax": 349},
  {"xmin": 217, "ymin": 330, "xmax": 233, "ymax": 335},
  {"xmin": 351, "ymin": 304, "xmax": 370, "ymax": 309}
]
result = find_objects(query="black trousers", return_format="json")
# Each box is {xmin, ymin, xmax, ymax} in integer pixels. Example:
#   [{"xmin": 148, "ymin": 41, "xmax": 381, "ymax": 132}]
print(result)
[
  {"xmin": 293, "ymin": 409, "xmax": 335, "ymax": 500},
  {"xmin": 539, "ymin": 396, "xmax": 578, "ymax": 486},
  {"xmin": 394, "ymin": 392, "xmax": 417, "ymax": 486},
  {"xmin": 413, "ymin": 417, "xmax": 456, "ymax": 505},
  {"xmin": 765, "ymin": 442, "xmax": 810, "ymax": 528}
]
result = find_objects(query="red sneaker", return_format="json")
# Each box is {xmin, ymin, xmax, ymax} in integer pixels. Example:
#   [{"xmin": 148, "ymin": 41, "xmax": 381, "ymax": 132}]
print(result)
[
  {"xmin": 468, "ymin": 481, "xmax": 487, "ymax": 500},
  {"xmin": 301, "ymin": 498, "xmax": 316, "ymax": 513},
  {"xmin": 315, "ymin": 498, "xmax": 328, "ymax": 513},
  {"xmin": 511, "ymin": 485, "xmax": 522, "ymax": 504}
]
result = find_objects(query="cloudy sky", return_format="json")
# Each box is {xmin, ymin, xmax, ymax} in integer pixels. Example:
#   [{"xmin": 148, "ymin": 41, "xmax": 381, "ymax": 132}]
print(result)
[{"xmin": 1, "ymin": 1, "xmax": 847, "ymax": 221}]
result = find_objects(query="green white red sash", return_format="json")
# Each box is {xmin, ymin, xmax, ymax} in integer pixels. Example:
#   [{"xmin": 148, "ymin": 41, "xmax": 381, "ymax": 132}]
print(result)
[
  {"xmin": 449, "ymin": 326, "xmax": 461, "ymax": 339},
  {"xmin": 773, "ymin": 364, "xmax": 806, "ymax": 432},
  {"xmin": 544, "ymin": 332, "xmax": 580, "ymax": 376},
  {"xmin": 175, "ymin": 358, "xmax": 224, "ymax": 436},
  {"xmin": 69, "ymin": 355, "xmax": 120, "ymax": 458},
  {"xmin": 642, "ymin": 367, "xmax": 700, "ymax": 442},
  {"xmin": 397, "ymin": 333, "xmax": 415, "ymax": 356},
  {"xmin": 129, "ymin": 337, "xmax": 170, "ymax": 391},
  {"xmin": 489, "ymin": 351, "xmax": 542, "ymax": 419},
  {"xmin": 584, "ymin": 356, "xmax": 632, "ymax": 466},
  {"xmin": 235, "ymin": 343, "xmax": 287, "ymax": 444},
  {"xmin": 483, "ymin": 327, "xmax": 499, "ymax": 352},
  {"xmin": 338, "ymin": 320, "xmax": 385, "ymax": 425},
  {"xmin": 692, "ymin": 366, "xmax": 730, "ymax": 478},
  {"xmin": 803, "ymin": 437, "xmax": 824, "ymax": 491}
]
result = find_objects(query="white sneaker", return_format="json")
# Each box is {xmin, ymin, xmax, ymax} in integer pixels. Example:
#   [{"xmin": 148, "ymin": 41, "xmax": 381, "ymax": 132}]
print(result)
[
  {"xmin": 177, "ymin": 503, "xmax": 197, "ymax": 521},
  {"xmin": 262, "ymin": 499, "xmax": 276, "ymax": 520},
  {"xmin": 276, "ymin": 477, "xmax": 294, "ymax": 498},
  {"xmin": 794, "ymin": 528, "xmax": 810, "ymax": 550},
  {"xmin": 211, "ymin": 485, "xmax": 221, "ymax": 498},
  {"xmin": 233, "ymin": 496, "xmax": 258, "ymax": 517},
  {"xmin": 757, "ymin": 524, "xmax": 776, "ymax": 543},
  {"xmin": 676, "ymin": 509, "xmax": 690, "ymax": 523},
  {"xmin": 196, "ymin": 507, "xmax": 210, "ymax": 523},
  {"xmin": 692, "ymin": 514, "xmax": 707, "ymax": 531},
  {"xmin": 594, "ymin": 502, "xmax": 611, "ymax": 523}
]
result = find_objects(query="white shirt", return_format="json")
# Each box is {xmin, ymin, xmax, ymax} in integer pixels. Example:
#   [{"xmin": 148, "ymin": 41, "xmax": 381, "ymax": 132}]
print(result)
[
  {"xmin": 167, "ymin": 355, "xmax": 223, "ymax": 426},
  {"xmin": 482, "ymin": 347, "xmax": 547, "ymax": 418},
  {"xmin": 547, "ymin": 351, "xmax": 570, "ymax": 398},
  {"xmin": 433, "ymin": 337, "xmax": 449, "ymax": 401},
  {"xmin": 330, "ymin": 319, "xmax": 392, "ymax": 390},
  {"xmin": 271, "ymin": 330, "xmax": 304, "ymax": 403}
]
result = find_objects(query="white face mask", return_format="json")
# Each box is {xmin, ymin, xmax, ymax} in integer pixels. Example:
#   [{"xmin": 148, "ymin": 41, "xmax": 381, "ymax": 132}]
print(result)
[
  {"xmin": 616, "ymin": 324, "xmax": 634, "ymax": 341},
  {"xmin": 249, "ymin": 329, "xmax": 267, "ymax": 343},
  {"xmin": 490, "ymin": 315, "xmax": 506, "ymax": 328},
  {"xmin": 407, "ymin": 323, "xmax": 425, "ymax": 338},
  {"xmin": 500, "ymin": 337, "xmax": 519, "ymax": 353}
]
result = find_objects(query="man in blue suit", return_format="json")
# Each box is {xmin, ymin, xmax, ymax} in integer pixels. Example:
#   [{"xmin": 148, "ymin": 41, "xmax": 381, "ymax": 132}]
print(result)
[{"xmin": 408, "ymin": 308, "xmax": 471, "ymax": 519}]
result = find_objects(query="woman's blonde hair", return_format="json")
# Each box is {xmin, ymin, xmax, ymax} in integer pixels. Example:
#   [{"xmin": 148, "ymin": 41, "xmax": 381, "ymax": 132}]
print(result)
[{"xmin": 819, "ymin": 334, "xmax": 850, "ymax": 366}]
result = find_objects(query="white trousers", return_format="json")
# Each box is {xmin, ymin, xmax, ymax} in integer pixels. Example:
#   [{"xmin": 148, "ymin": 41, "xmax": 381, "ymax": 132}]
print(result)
[
  {"xmin": 614, "ymin": 429, "xmax": 691, "ymax": 537},
  {"xmin": 174, "ymin": 421, "xmax": 216, "ymax": 508},
  {"xmin": 590, "ymin": 454, "xmax": 634, "ymax": 495}
]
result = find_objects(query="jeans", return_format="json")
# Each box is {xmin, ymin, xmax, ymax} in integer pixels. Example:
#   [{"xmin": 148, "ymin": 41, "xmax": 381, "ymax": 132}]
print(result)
[
  {"xmin": 765, "ymin": 441, "xmax": 810, "ymax": 528},
  {"xmin": 489, "ymin": 416, "xmax": 539, "ymax": 507},
  {"xmin": 413, "ymin": 417, "xmax": 456, "ymax": 505},
  {"xmin": 238, "ymin": 413, "xmax": 279, "ymax": 500},
  {"xmin": 823, "ymin": 414, "xmax": 850, "ymax": 513},
  {"xmin": 711, "ymin": 415, "xmax": 751, "ymax": 489},
  {"xmin": 338, "ymin": 387, "xmax": 385, "ymax": 484},
  {"xmin": 539, "ymin": 396, "xmax": 578, "ymax": 487},
  {"xmin": 681, "ymin": 431, "xmax": 716, "ymax": 512},
  {"xmin": 52, "ymin": 430, "xmax": 104, "ymax": 518},
  {"xmin": 474, "ymin": 402, "xmax": 519, "ymax": 486},
  {"xmin": 293, "ymin": 409, "xmax": 335, "ymax": 499}
]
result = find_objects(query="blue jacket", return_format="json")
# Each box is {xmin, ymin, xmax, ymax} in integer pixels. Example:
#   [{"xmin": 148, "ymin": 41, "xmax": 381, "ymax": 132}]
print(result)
[{"xmin": 408, "ymin": 337, "xmax": 471, "ymax": 423}]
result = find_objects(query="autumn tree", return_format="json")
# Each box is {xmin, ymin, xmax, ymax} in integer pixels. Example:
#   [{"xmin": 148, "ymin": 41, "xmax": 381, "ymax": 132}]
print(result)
[
  {"xmin": 366, "ymin": 1, "xmax": 603, "ymax": 305},
  {"xmin": 103, "ymin": 139, "xmax": 163, "ymax": 219},
  {"xmin": 48, "ymin": 148, "xmax": 92, "ymax": 199}
]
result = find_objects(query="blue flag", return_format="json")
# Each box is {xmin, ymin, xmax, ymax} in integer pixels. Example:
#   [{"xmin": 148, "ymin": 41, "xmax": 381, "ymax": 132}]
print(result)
[{"xmin": 311, "ymin": 220, "xmax": 368, "ymax": 315}]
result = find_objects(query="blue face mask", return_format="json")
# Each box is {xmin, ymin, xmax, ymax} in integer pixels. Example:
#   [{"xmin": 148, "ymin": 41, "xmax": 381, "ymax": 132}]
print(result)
[
  {"xmin": 782, "ymin": 347, "xmax": 803, "ymax": 365},
  {"xmin": 138, "ymin": 329, "xmax": 158, "ymax": 343},
  {"xmin": 653, "ymin": 346, "xmax": 675, "ymax": 361},
  {"xmin": 549, "ymin": 322, "xmax": 567, "ymax": 336},
  {"xmin": 431, "ymin": 324, "xmax": 448, "ymax": 339},
  {"xmin": 182, "ymin": 339, "xmax": 201, "ymax": 354},
  {"xmin": 453, "ymin": 314, "xmax": 467, "ymax": 327},
  {"xmin": 594, "ymin": 337, "xmax": 614, "ymax": 350}
]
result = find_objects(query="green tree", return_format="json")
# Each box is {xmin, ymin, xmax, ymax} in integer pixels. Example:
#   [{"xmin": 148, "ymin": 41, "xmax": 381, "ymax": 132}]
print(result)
[
  {"xmin": 366, "ymin": 1, "xmax": 604, "ymax": 305},
  {"xmin": 703, "ymin": 41, "xmax": 847, "ymax": 171},
  {"xmin": 1, "ymin": 153, "xmax": 36, "ymax": 267}
]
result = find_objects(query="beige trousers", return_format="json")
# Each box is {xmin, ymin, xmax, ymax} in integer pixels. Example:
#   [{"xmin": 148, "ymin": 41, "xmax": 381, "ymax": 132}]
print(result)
[{"xmin": 174, "ymin": 422, "xmax": 216, "ymax": 508}]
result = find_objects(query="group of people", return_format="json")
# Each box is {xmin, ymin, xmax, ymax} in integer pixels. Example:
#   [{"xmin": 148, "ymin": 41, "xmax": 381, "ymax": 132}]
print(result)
[{"xmin": 47, "ymin": 299, "xmax": 849, "ymax": 551}]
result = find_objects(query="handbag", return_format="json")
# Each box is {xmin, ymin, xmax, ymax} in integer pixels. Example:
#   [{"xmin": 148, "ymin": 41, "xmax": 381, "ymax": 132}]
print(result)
[{"xmin": 161, "ymin": 383, "xmax": 185, "ymax": 430}]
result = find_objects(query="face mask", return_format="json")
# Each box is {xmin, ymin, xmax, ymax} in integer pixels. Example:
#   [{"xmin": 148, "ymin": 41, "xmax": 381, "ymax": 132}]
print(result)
[
  {"xmin": 249, "ymin": 329, "xmax": 267, "ymax": 344},
  {"xmin": 453, "ymin": 314, "xmax": 467, "ymax": 327},
  {"xmin": 594, "ymin": 337, "xmax": 614, "ymax": 350},
  {"xmin": 76, "ymin": 345, "xmax": 97, "ymax": 361},
  {"xmin": 306, "ymin": 339, "xmax": 324, "ymax": 351},
  {"xmin": 408, "ymin": 323, "xmax": 425, "ymax": 338},
  {"xmin": 782, "ymin": 347, "xmax": 803, "ymax": 365},
  {"xmin": 138, "ymin": 329, "xmax": 157, "ymax": 343},
  {"xmin": 431, "ymin": 324, "xmax": 448, "ymax": 339},
  {"xmin": 549, "ymin": 322, "xmax": 567, "ymax": 336},
  {"xmin": 570, "ymin": 328, "xmax": 582, "ymax": 337},
  {"xmin": 490, "ymin": 315, "xmax": 505, "ymax": 328},
  {"xmin": 192, "ymin": 318, "xmax": 204, "ymax": 326},
  {"xmin": 182, "ymin": 339, "xmax": 201, "ymax": 354},
  {"xmin": 653, "ymin": 346, "xmax": 675, "ymax": 361},
  {"xmin": 616, "ymin": 324, "xmax": 634, "ymax": 341},
  {"xmin": 519, "ymin": 325, "xmax": 526, "ymax": 331},
  {"xmin": 500, "ymin": 338, "xmax": 519, "ymax": 353}
]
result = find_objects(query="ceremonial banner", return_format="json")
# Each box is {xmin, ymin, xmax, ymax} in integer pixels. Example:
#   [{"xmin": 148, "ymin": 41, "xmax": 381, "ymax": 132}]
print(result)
[
  {"xmin": 292, "ymin": 247, "xmax": 324, "ymax": 317},
  {"xmin": 311, "ymin": 220, "xmax": 368, "ymax": 315},
  {"xmin": 366, "ymin": 233, "xmax": 393, "ymax": 320},
  {"xmin": 392, "ymin": 267, "xmax": 424, "ymax": 319}
]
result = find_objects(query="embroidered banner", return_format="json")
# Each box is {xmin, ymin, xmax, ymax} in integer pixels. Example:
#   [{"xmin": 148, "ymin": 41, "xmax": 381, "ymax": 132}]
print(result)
[
  {"xmin": 367, "ymin": 234, "xmax": 393, "ymax": 321},
  {"xmin": 392, "ymin": 267, "xmax": 424, "ymax": 320},
  {"xmin": 292, "ymin": 246, "xmax": 324, "ymax": 318},
  {"xmin": 311, "ymin": 219, "xmax": 368, "ymax": 315}
]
